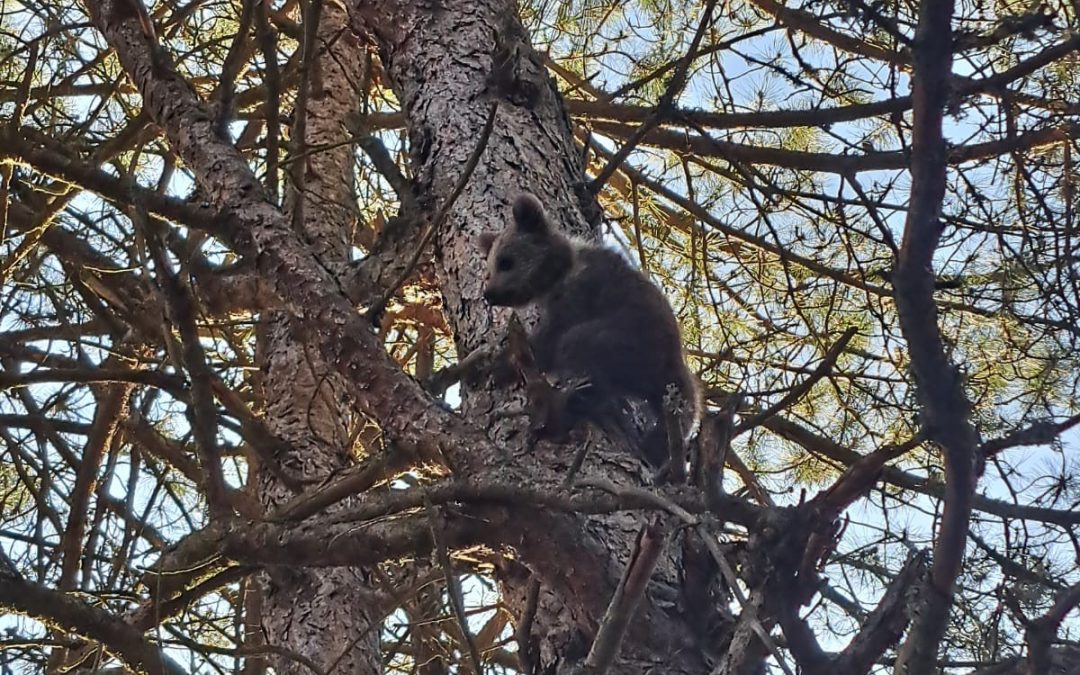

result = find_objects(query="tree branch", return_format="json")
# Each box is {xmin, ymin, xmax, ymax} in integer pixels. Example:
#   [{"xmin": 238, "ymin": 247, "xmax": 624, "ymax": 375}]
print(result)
[
  {"xmin": 733, "ymin": 327, "xmax": 857, "ymax": 437},
  {"xmin": 892, "ymin": 0, "xmax": 981, "ymax": 668},
  {"xmin": 85, "ymin": 0, "xmax": 496, "ymax": 478},
  {"xmin": 144, "ymin": 218, "xmax": 231, "ymax": 518},
  {"xmin": 0, "ymin": 572, "xmax": 188, "ymax": 675},
  {"xmin": 761, "ymin": 414, "xmax": 1080, "ymax": 527},
  {"xmin": 1023, "ymin": 581, "xmax": 1080, "ymax": 675},
  {"xmin": 582, "ymin": 518, "xmax": 669, "ymax": 674},
  {"xmin": 588, "ymin": 119, "xmax": 1080, "ymax": 174},
  {"xmin": 590, "ymin": 0, "xmax": 718, "ymax": 192}
]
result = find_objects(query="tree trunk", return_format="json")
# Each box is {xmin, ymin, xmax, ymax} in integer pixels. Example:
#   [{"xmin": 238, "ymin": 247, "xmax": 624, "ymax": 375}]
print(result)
[
  {"xmin": 254, "ymin": 5, "xmax": 382, "ymax": 673},
  {"xmin": 348, "ymin": 1, "xmax": 726, "ymax": 671}
]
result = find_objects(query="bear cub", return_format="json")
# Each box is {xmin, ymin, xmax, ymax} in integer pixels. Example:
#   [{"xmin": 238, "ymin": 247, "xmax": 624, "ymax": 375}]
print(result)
[{"xmin": 478, "ymin": 192, "xmax": 701, "ymax": 471}]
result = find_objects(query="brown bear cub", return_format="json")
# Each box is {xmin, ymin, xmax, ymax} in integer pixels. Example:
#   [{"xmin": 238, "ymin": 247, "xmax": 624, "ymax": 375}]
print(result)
[{"xmin": 478, "ymin": 192, "xmax": 701, "ymax": 472}]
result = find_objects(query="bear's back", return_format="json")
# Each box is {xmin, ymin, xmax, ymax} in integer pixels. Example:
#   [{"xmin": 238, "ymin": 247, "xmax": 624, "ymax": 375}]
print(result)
[{"xmin": 534, "ymin": 243, "xmax": 683, "ymax": 370}]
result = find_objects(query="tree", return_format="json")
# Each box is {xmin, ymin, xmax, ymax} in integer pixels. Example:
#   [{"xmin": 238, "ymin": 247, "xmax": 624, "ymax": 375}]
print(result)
[{"xmin": 1, "ymin": 0, "xmax": 1078, "ymax": 671}]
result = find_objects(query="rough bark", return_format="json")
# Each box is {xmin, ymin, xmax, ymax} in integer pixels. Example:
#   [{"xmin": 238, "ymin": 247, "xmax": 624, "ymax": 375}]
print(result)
[
  {"xmin": 347, "ymin": 0, "xmax": 722, "ymax": 671},
  {"xmin": 253, "ymin": 5, "xmax": 381, "ymax": 673}
]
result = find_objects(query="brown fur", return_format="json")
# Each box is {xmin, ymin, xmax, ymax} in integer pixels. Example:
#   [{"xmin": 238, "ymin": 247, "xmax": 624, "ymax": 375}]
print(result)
[{"xmin": 478, "ymin": 193, "xmax": 701, "ymax": 468}]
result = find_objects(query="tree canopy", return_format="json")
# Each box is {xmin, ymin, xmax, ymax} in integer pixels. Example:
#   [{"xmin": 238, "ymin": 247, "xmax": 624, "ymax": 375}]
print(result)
[{"xmin": 1, "ymin": 0, "xmax": 1078, "ymax": 672}]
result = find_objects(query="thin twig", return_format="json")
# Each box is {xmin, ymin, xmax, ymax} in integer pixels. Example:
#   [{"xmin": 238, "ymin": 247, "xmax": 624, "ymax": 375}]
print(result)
[
  {"xmin": 143, "ymin": 213, "xmax": 231, "ymax": 518},
  {"xmin": 287, "ymin": 0, "xmax": 324, "ymax": 232},
  {"xmin": 356, "ymin": 133, "xmax": 421, "ymax": 216},
  {"xmin": 515, "ymin": 578, "xmax": 541, "ymax": 675},
  {"xmin": 575, "ymin": 477, "xmax": 698, "ymax": 524},
  {"xmin": 56, "ymin": 380, "xmax": 132, "ymax": 591},
  {"xmin": 589, "ymin": 0, "xmax": 718, "ymax": 192},
  {"xmin": 426, "ymin": 501, "xmax": 484, "ymax": 675},
  {"xmin": 425, "ymin": 344, "xmax": 498, "ymax": 398},
  {"xmin": 211, "ymin": 0, "xmax": 257, "ymax": 136},
  {"xmin": 270, "ymin": 448, "xmax": 407, "ymax": 522},
  {"xmin": 698, "ymin": 524, "xmax": 795, "ymax": 675},
  {"xmin": 254, "ymin": 0, "xmax": 281, "ymax": 203},
  {"xmin": 365, "ymin": 103, "xmax": 499, "ymax": 320},
  {"xmin": 0, "ymin": 40, "xmax": 38, "ymax": 245},
  {"xmin": 733, "ymin": 327, "xmax": 857, "ymax": 436}
]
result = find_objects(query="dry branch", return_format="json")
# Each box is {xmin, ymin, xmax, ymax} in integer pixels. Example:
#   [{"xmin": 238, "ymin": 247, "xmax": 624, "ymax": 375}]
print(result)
[{"xmin": 581, "ymin": 518, "xmax": 669, "ymax": 674}]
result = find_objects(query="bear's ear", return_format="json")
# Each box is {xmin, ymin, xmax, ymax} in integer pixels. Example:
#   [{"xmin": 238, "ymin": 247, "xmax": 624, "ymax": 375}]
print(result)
[
  {"xmin": 476, "ymin": 232, "xmax": 497, "ymax": 255},
  {"xmin": 512, "ymin": 193, "xmax": 550, "ymax": 235}
]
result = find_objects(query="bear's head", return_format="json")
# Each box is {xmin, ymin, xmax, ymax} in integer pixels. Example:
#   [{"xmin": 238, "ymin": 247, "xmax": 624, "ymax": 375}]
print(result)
[{"xmin": 477, "ymin": 193, "xmax": 573, "ymax": 307}]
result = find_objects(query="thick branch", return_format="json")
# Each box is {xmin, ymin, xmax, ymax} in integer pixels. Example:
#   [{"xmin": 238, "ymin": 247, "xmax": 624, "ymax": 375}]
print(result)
[
  {"xmin": 0, "ymin": 573, "xmax": 187, "ymax": 675},
  {"xmin": 582, "ymin": 518, "xmax": 669, "ymax": 674},
  {"xmin": 892, "ymin": 0, "xmax": 980, "ymax": 668},
  {"xmin": 151, "ymin": 478, "xmax": 759, "ymax": 582},
  {"xmin": 834, "ymin": 550, "xmax": 930, "ymax": 673}
]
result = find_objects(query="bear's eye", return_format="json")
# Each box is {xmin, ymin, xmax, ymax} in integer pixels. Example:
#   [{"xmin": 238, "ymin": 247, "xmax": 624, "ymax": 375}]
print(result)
[{"xmin": 496, "ymin": 256, "xmax": 515, "ymax": 272}]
